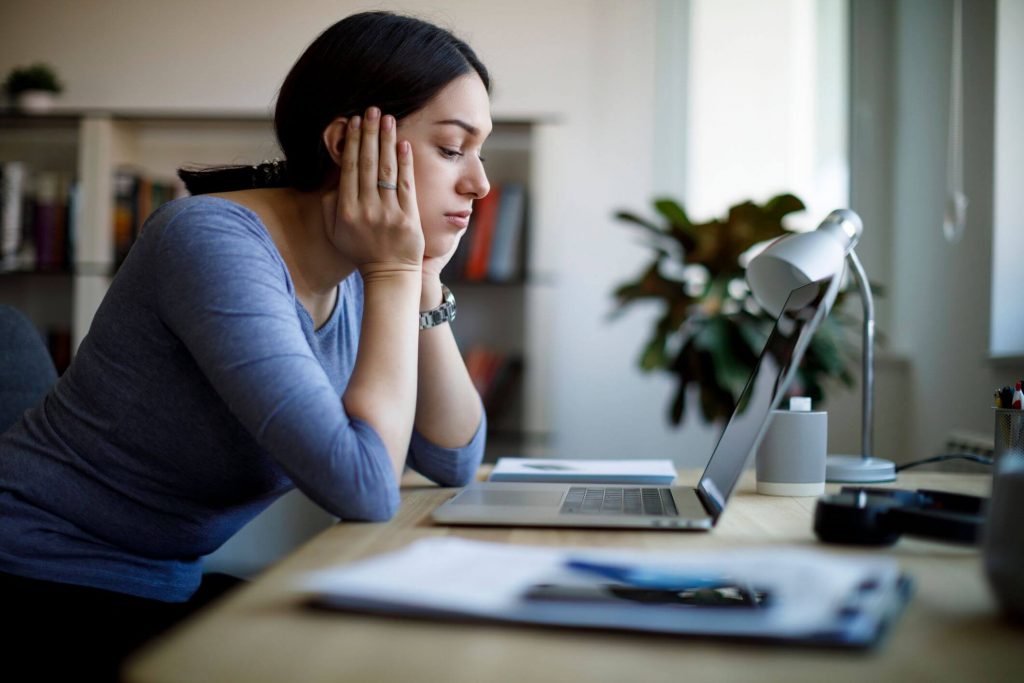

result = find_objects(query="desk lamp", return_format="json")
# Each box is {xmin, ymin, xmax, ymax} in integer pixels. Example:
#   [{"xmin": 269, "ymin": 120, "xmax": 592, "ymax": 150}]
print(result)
[{"xmin": 746, "ymin": 209, "xmax": 896, "ymax": 483}]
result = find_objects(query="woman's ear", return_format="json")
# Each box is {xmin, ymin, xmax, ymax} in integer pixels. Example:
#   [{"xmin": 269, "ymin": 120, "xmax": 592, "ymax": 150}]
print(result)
[{"xmin": 322, "ymin": 117, "xmax": 349, "ymax": 166}]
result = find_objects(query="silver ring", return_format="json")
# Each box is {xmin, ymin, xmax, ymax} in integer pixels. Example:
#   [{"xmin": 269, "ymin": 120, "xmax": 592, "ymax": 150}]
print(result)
[{"xmin": 377, "ymin": 180, "xmax": 398, "ymax": 190}]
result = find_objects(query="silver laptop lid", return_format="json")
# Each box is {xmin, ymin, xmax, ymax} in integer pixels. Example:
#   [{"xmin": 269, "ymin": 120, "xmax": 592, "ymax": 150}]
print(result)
[{"xmin": 696, "ymin": 274, "xmax": 841, "ymax": 519}]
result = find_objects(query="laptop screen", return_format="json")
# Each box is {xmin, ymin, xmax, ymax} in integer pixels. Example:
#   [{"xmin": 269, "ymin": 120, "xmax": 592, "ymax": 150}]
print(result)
[{"xmin": 696, "ymin": 274, "xmax": 841, "ymax": 518}]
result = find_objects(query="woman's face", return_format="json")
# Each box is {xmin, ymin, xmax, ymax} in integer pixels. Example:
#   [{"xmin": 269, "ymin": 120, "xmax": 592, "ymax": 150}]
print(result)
[{"xmin": 397, "ymin": 73, "xmax": 492, "ymax": 259}]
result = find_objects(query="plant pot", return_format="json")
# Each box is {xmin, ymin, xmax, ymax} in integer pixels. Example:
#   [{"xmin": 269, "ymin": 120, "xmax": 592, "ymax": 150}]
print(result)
[{"xmin": 14, "ymin": 90, "xmax": 57, "ymax": 114}]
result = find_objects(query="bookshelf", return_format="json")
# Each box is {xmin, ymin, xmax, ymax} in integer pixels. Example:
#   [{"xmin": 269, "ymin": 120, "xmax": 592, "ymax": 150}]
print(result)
[
  {"xmin": 0, "ymin": 110, "xmax": 554, "ymax": 458},
  {"xmin": 0, "ymin": 111, "xmax": 278, "ymax": 366}
]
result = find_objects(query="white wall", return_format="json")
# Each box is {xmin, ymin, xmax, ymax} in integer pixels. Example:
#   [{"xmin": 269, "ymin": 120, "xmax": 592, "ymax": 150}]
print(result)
[
  {"xmin": 889, "ymin": 0, "xmax": 997, "ymax": 456},
  {"xmin": 0, "ymin": 0, "xmax": 599, "ymax": 117},
  {"xmin": 847, "ymin": 0, "xmax": 1007, "ymax": 462}
]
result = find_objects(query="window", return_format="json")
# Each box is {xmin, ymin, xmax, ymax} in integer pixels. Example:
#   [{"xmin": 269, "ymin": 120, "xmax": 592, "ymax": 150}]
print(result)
[
  {"xmin": 672, "ymin": 0, "xmax": 849, "ymax": 230},
  {"xmin": 990, "ymin": 0, "xmax": 1024, "ymax": 358}
]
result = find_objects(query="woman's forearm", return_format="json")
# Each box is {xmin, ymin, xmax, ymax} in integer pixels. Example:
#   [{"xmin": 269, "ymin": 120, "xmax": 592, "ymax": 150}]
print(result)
[
  {"xmin": 343, "ymin": 271, "xmax": 421, "ymax": 477},
  {"xmin": 414, "ymin": 278, "xmax": 484, "ymax": 447}
]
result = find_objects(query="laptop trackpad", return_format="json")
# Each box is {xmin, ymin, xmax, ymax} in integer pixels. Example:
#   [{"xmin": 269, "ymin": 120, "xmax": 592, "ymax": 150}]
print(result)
[{"xmin": 452, "ymin": 489, "xmax": 563, "ymax": 507}]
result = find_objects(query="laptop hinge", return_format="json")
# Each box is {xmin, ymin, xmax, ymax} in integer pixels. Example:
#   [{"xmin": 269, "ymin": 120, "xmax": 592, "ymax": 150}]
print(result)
[{"xmin": 695, "ymin": 484, "xmax": 722, "ymax": 520}]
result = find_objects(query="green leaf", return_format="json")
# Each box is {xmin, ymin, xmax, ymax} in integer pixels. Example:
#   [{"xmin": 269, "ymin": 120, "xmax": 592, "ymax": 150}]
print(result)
[
  {"xmin": 639, "ymin": 333, "xmax": 668, "ymax": 372},
  {"xmin": 653, "ymin": 198, "xmax": 693, "ymax": 231},
  {"xmin": 762, "ymin": 193, "xmax": 806, "ymax": 220},
  {"xmin": 610, "ymin": 260, "xmax": 687, "ymax": 310},
  {"xmin": 651, "ymin": 200, "xmax": 699, "ymax": 253},
  {"xmin": 613, "ymin": 211, "xmax": 666, "ymax": 237}
]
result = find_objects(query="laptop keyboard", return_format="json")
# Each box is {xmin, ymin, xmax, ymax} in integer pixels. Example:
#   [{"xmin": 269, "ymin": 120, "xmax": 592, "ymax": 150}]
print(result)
[{"xmin": 559, "ymin": 487, "xmax": 679, "ymax": 517}]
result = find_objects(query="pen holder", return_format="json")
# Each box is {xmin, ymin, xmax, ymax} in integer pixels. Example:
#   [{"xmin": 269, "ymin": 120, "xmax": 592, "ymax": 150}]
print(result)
[{"xmin": 983, "ymin": 409, "xmax": 1024, "ymax": 622}]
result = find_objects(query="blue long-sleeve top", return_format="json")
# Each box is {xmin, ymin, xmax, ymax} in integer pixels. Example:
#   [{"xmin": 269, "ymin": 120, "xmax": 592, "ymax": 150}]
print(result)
[{"xmin": 0, "ymin": 195, "xmax": 485, "ymax": 602}]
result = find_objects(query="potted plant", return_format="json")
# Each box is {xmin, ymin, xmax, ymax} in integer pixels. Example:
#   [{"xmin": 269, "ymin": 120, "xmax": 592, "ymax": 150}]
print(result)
[
  {"xmin": 610, "ymin": 194, "xmax": 861, "ymax": 425},
  {"xmin": 3, "ymin": 63, "xmax": 64, "ymax": 113}
]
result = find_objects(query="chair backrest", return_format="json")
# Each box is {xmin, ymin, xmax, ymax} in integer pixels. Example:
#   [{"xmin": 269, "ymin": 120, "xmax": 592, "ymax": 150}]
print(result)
[{"xmin": 0, "ymin": 305, "xmax": 58, "ymax": 434}]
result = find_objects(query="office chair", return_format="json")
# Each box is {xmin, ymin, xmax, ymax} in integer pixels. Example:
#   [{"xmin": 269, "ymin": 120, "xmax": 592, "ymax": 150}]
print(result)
[{"xmin": 0, "ymin": 305, "xmax": 58, "ymax": 434}]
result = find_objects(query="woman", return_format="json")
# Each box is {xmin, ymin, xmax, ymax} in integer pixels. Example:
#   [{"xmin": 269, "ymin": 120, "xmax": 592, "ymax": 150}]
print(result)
[{"xmin": 0, "ymin": 11, "xmax": 490, "ymax": 678}]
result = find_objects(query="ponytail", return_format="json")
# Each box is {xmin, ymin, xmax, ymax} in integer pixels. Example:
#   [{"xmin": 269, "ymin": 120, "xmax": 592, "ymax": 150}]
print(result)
[{"xmin": 177, "ymin": 159, "xmax": 289, "ymax": 196}]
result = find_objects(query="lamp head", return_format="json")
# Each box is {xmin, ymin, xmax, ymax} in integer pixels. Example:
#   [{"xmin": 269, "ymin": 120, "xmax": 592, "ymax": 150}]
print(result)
[
  {"xmin": 818, "ymin": 209, "xmax": 863, "ymax": 251},
  {"xmin": 746, "ymin": 209, "xmax": 863, "ymax": 317}
]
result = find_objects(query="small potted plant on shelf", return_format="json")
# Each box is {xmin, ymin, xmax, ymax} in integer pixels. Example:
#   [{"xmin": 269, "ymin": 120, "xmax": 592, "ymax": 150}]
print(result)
[
  {"xmin": 3, "ymin": 62, "xmax": 64, "ymax": 114},
  {"xmin": 610, "ymin": 193, "xmax": 861, "ymax": 425}
]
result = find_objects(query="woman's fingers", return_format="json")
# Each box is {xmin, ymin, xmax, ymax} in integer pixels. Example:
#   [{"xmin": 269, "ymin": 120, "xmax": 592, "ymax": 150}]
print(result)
[
  {"xmin": 396, "ymin": 140, "xmax": 418, "ymax": 218},
  {"xmin": 329, "ymin": 107, "xmax": 421, "ymax": 269},
  {"xmin": 378, "ymin": 114, "xmax": 400, "ymax": 207},
  {"xmin": 358, "ymin": 107, "xmax": 381, "ymax": 202},
  {"xmin": 339, "ymin": 116, "xmax": 361, "ymax": 208}
]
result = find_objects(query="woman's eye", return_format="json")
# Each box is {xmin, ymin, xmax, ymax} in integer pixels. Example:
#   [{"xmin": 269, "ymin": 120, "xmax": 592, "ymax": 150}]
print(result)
[{"xmin": 439, "ymin": 147, "xmax": 463, "ymax": 160}]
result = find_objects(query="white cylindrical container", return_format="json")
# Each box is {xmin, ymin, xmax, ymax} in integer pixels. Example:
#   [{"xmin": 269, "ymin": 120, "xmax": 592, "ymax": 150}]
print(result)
[{"xmin": 755, "ymin": 397, "xmax": 827, "ymax": 496}]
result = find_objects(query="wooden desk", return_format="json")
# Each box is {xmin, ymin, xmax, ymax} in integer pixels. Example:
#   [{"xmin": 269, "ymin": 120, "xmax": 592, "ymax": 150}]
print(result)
[{"xmin": 125, "ymin": 471, "xmax": 1022, "ymax": 683}]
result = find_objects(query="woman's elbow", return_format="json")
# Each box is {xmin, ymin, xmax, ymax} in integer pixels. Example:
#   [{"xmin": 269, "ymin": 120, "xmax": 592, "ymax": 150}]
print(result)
[
  {"xmin": 435, "ymin": 449, "xmax": 484, "ymax": 487},
  {"xmin": 337, "ymin": 486, "xmax": 401, "ymax": 522},
  {"xmin": 331, "ymin": 420, "xmax": 403, "ymax": 521}
]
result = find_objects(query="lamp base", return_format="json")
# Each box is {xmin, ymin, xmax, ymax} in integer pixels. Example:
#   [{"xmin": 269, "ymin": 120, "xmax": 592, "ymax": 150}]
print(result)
[{"xmin": 825, "ymin": 454, "xmax": 897, "ymax": 483}]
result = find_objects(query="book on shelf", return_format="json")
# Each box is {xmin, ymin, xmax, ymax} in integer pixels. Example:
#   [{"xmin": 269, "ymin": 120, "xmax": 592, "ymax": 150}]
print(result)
[
  {"xmin": 0, "ymin": 161, "xmax": 78, "ymax": 273},
  {"xmin": 464, "ymin": 185, "xmax": 502, "ymax": 281},
  {"xmin": 113, "ymin": 170, "xmax": 137, "ymax": 267},
  {"xmin": 113, "ymin": 167, "xmax": 185, "ymax": 268},
  {"xmin": 1, "ymin": 161, "xmax": 26, "ymax": 271},
  {"xmin": 486, "ymin": 182, "xmax": 526, "ymax": 282},
  {"xmin": 32, "ymin": 171, "xmax": 68, "ymax": 272},
  {"xmin": 66, "ymin": 181, "xmax": 81, "ymax": 271},
  {"xmin": 445, "ymin": 182, "xmax": 527, "ymax": 283}
]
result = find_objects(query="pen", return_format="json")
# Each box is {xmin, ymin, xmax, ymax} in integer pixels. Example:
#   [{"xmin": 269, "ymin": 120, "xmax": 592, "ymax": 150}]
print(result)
[
  {"xmin": 1014, "ymin": 382, "xmax": 1023, "ymax": 410},
  {"xmin": 566, "ymin": 559, "xmax": 730, "ymax": 590}
]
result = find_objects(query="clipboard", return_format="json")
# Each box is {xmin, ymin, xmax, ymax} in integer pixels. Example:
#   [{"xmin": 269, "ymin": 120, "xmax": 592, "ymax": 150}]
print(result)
[{"xmin": 299, "ymin": 538, "xmax": 912, "ymax": 648}]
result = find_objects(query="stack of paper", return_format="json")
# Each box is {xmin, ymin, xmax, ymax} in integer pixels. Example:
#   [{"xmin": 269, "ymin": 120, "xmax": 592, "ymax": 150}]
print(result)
[
  {"xmin": 299, "ymin": 538, "xmax": 911, "ymax": 648},
  {"xmin": 488, "ymin": 458, "xmax": 677, "ymax": 485}
]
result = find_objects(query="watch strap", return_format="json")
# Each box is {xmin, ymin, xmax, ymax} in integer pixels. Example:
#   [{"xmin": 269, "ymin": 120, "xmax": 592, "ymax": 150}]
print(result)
[{"xmin": 419, "ymin": 284, "xmax": 456, "ymax": 329}]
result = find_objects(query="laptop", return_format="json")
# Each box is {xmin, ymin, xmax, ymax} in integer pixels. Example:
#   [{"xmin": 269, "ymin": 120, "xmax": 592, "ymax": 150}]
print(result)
[{"xmin": 432, "ymin": 274, "xmax": 841, "ymax": 530}]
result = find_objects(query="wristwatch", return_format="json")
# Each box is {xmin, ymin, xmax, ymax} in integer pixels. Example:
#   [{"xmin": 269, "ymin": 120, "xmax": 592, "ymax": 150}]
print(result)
[{"xmin": 419, "ymin": 283, "xmax": 456, "ymax": 329}]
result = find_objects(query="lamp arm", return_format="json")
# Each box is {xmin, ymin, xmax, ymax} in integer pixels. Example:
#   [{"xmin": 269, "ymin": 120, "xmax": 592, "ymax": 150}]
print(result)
[{"xmin": 846, "ymin": 249, "xmax": 875, "ymax": 461}]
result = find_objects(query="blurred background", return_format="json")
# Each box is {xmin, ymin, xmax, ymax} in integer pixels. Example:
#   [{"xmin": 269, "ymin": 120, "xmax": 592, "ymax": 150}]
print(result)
[{"xmin": 1, "ymin": 0, "xmax": 1019, "ymax": 574}]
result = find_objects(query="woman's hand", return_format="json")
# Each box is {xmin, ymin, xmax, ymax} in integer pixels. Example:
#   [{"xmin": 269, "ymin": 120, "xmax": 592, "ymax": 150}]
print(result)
[{"xmin": 322, "ymin": 107, "xmax": 424, "ymax": 280}]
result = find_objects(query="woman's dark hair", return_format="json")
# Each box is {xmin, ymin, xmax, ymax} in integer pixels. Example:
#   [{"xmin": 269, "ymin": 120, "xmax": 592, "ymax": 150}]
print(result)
[{"xmin": 178, "ymin": 11, "xmax": 490, "ymax": 194}]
